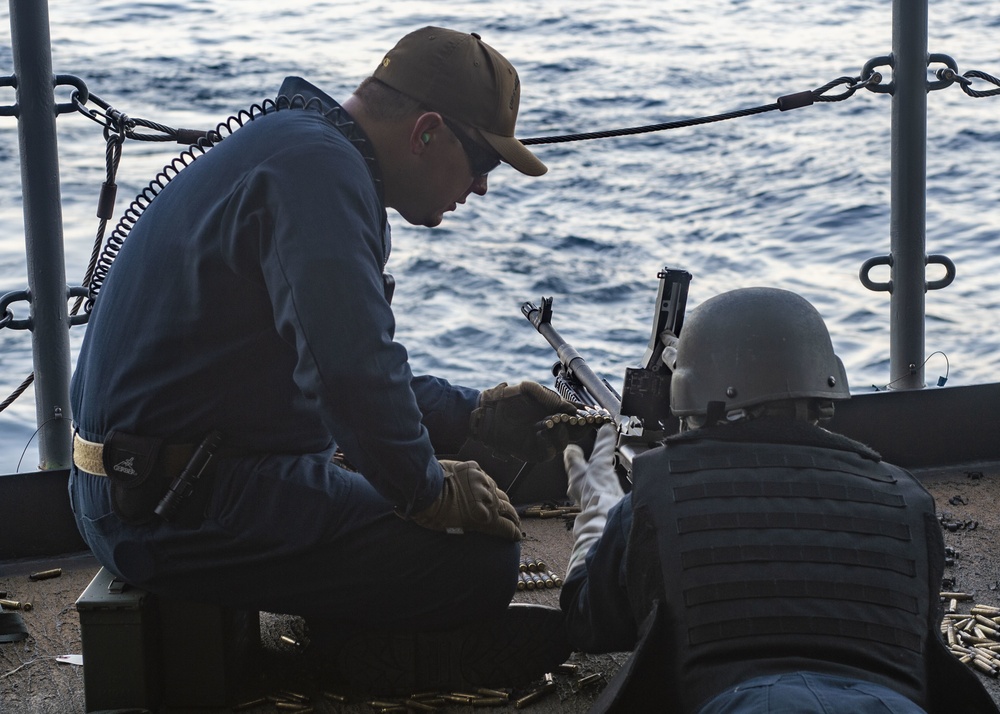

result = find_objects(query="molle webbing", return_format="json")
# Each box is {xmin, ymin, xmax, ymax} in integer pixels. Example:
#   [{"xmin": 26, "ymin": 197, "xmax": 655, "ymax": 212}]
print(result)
[
  {"xmin": 680, "ymin": 543, "xmax": 917, "ymax": 576},
  {"xmin": 665, "ymin": 448, "xmax": 892, "ymax": 478},
  {"xmin": 677, "ymin": 510, "xmax": 911, "ymax": 539},
  {"xmin": 629, "ymin": 438, "xmax": 933, "ymax": 713},
  {"xmin": 682, "ymin": 579, "xmax": 919, "ymax": 614},
  {"xmin": 671, "ymin": 477, "xmax": 905, "ymax": 503},
  {"xmin": 688, "ymin": 614, "xmax": 922, "ymax": 650}
]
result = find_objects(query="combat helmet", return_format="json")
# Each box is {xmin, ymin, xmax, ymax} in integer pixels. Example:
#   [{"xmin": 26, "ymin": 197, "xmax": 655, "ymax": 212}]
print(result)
[{"xmin": 670, "ymin": 287, "xmax": 850, "ymax": 420}]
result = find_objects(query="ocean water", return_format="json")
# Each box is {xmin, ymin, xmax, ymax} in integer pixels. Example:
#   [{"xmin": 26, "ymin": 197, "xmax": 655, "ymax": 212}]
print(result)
[{"xmin": 0, "ymin": 0, "xmax": 997, "ymax": 472}]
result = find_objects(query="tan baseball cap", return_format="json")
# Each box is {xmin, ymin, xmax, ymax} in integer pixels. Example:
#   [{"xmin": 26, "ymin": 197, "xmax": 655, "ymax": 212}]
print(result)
[{"xmin": 373, "ymin": 26, "xmax": 547, "ymax": 177}]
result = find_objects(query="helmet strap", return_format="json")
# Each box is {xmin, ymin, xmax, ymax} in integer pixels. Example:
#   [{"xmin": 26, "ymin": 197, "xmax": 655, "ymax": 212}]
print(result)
[{"xmin": 705, "ymin": 401, "xmax": 727, "ymax": 426}]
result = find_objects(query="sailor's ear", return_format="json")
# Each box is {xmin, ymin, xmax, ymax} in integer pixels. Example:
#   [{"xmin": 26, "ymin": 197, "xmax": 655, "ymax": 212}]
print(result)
[{"xmin": 411, "ymin": 112, "xmax": 444, "ymax": 153}]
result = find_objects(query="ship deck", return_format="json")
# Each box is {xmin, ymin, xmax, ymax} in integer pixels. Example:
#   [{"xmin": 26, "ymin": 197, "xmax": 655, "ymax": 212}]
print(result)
[{"xmin": 3, "ymin": 459, "xmax": 1000, "ymax": 713}]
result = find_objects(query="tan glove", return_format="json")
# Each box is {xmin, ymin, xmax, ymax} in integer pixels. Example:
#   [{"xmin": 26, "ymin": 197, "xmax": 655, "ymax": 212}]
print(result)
[
  {"xmin": 410, "ymin": 460, "xmax": 522, "ymax": 542},
  {"xmin": 470, "ymin": 381, "xmax": 585, "ymax": 462}
]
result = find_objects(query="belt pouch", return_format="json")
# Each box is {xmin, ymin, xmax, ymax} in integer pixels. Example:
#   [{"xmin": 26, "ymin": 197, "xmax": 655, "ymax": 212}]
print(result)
[{"xmin": 102, "ymin": 430, "xmax": 166, "ymax": 525}]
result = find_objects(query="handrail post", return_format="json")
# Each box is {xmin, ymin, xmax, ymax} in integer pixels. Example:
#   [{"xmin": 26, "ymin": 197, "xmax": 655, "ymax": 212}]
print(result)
[
  {"xmin": 9, "ymin": 0, "xmax": 73, "ymax": 468},
  {"xmin": 888, "ymin": 0, "xmax": 928, "ymax": 389}
]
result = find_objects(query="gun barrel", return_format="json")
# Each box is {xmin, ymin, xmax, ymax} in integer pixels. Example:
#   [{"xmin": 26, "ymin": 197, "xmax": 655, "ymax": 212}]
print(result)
[{"xmin": 521, "ymin": 300, "xmax": 622, "ymax": 416}]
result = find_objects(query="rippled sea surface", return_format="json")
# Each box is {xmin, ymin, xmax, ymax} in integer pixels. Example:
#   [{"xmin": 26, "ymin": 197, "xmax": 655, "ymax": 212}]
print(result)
[{"xmin": 0, "ymin": 0, "xmax": 997, "ymax": 471}]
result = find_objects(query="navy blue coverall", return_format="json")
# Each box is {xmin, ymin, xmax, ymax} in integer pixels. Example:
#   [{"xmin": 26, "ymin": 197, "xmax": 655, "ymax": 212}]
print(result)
[{"xmin": 68, "ymin": 78, "xmax": 518, "ymax": 632}]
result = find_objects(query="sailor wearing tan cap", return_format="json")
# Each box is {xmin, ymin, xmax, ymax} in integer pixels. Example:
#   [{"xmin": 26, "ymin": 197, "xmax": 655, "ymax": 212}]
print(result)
[
  {"xmin": 69, "ymin": 27, "xmax": 580, "ymax": 694},
  {"xmin": 345, "ymin": 26, "xmax": 546, "ymax": 228}
]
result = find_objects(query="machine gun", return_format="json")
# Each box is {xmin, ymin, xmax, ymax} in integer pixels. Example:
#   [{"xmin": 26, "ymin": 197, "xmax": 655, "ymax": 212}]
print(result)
[{"xmin": 521, "ymin": 267, "xmax": 692, "ymax": 482}]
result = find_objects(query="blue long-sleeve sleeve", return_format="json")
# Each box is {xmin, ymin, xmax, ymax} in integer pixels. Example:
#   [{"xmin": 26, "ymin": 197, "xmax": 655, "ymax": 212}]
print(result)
[{"xmin": 72, "ymin": 86, "xmax": 454, "ymax": 514}]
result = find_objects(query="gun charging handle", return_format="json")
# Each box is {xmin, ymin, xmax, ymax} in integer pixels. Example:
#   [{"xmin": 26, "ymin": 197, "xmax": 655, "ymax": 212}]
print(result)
[{"xmin": 659, "ymin": 330, "xmax": 679, "ymax": 370}]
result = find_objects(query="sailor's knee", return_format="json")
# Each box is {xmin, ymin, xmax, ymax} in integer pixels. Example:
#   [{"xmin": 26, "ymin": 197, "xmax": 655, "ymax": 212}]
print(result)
[{"xmin": 461, "ymin": 535, "xmax": 521, "ymax": 607}]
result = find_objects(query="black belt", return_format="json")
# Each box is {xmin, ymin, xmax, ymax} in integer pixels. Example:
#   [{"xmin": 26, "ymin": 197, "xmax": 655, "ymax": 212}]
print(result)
[
  {"xmin": 73, "ymin": 433, "xmax": 196, "ymax": 477},
  {"xmin": 72, "ymin": 431, "xmax": 223, "ymax": 525}
]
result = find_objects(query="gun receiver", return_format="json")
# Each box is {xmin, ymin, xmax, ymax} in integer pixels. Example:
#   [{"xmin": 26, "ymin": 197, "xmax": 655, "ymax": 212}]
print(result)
[
  {"xmin": 620, "ymin": 266, "xmax": 691, "ymax": 434},
  {"xmin": 521, "ymin": 267, "xmax": 692, "ymax": 480}
]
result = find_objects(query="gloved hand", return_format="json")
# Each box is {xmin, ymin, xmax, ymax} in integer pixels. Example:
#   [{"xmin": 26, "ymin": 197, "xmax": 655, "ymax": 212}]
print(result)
[
  {"xmin": 563, "ymin": 424, "xmax": 622, "ymax": 578},
  {"xmin": 410, "ymin": 460, "xmax": 522, "ymax": 542},
  {"xmin": 470, "ymin": 381, "xmax": 585, "ymax": 462}
]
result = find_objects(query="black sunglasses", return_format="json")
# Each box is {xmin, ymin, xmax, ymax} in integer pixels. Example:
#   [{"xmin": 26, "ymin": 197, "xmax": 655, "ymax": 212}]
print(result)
[{"xmin": 443, "ymin": 117, "xmax": 502, "ymax": 178}]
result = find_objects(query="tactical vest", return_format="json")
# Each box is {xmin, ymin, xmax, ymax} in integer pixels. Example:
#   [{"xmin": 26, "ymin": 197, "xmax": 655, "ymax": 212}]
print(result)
[{"xmin": 627, "ymin": 436, "xmax": 935, "ymax": 713}]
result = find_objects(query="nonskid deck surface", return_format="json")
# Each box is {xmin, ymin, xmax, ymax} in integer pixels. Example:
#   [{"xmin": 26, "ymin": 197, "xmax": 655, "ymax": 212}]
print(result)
[
  {"xmin": 0, "ymin": 517, "xmax": 612, "ymax": 713},
  {"xmin": 2, "ymin": 461, "xmax": 999, "ymax": 713}
]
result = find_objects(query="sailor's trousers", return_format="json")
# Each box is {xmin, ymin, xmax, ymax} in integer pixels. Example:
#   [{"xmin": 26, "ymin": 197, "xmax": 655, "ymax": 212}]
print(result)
[{"xmin": 69, "ymin": 448, "xmax": 520, "ymax": 635}]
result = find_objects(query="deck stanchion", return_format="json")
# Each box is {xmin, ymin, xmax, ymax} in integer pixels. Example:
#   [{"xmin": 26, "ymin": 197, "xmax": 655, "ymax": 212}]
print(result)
[
  {"xmin": 888, "ymin": 0, "xmax": 929, "ymax": 390},
  {"xmin": 9, "ymin": 0, "xmax": 73, "ymax": 467}
]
